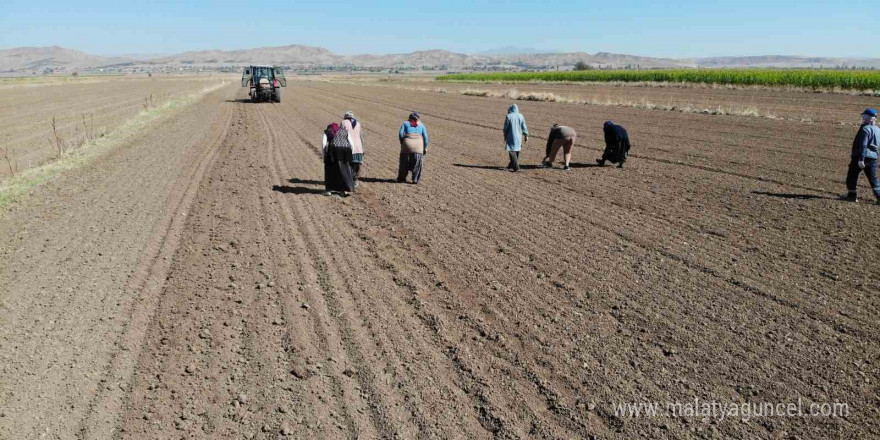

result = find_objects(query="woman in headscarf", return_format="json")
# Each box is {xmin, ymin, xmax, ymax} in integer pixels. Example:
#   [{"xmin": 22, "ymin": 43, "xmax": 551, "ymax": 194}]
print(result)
[
  {"xmin": 397, "ymin": 111, "xmax": 429, "ymax": 184},
  {"xmin": 541, "ymin": 124, "xmax": 577, "ymax": 170},
  {"xmin": 341, "ymin": 111, "xmax": 365, "ymax": 188},
  {"xmin": 598, "ymin": 120, "xmax": 631, "ymax": 168},
  {"xmin": 503, "ymin": 104, "xmax": 529, "ymax": 172},
  {"xmin": 322, "ymin": 122, "xmax": 355, "ymax": 196}
]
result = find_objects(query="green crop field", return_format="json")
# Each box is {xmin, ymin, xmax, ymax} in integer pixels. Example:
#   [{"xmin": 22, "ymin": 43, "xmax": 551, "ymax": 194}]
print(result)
[{"xmin": 436, "ymin": 69, "xmax": 880, "ymax": 91}]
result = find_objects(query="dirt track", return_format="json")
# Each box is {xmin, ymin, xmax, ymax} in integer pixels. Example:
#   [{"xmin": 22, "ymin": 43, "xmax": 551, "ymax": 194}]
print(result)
[{"xmin": 1, "ymin": 81, "xmax": 878, "ymax": 439}]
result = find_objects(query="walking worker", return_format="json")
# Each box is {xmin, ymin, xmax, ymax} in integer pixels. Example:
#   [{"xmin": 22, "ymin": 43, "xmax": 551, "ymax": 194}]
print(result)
[
  {"xmin": 341, "ymin": 111, "xmax": 365, "ymax": 188},
  {"xmin": 598, "ymin": 120, "xmax": 631, "ymax": 168},
  {"xmin": 503, "ymin": 104, "xmax": 529, "ymax": 172},
  {"xmin": 397, "ymin": 111, "xmax": 429, "ymax": 184},
  {"xmin": 542, "ymin": 124, "xmax": 577, "ymax": 170},
  {"xmin": 845, "ymin": 108, "xmax": 880, "ymax": 204},
  {"xmin": 322, "ymin": 122, "xmax": 355, "ymax": 196}
]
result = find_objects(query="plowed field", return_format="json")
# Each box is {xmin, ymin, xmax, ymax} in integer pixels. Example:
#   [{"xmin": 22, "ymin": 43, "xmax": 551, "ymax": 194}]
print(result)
[
  {"xmin": 1, "ymin": 80, "xmax": 877, "ymax": 439},
  {"xmin": 0, "ymin": 76, "xmax": 229, "ymax": 176}
]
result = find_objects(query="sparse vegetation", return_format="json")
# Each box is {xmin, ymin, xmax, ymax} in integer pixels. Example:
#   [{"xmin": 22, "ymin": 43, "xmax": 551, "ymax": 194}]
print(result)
[
  {"xmin": 82, "ymin": 113, "xmax": 96, "ymax": 142},
  {"xmin": 461, "ymin": 88, "xmax": 490, "ymax": 97},
  {"xmin": 1, "ymin": 142, "xmax": 16, "ymax": 177},
  {"xmin": 142, "ymin": 93, "xmax": 173, "ymax": 111},
  {"xmin": 438, "ymin": 69, "xmax": 880, "ymax": 91},
  {"xmin": 144, "ymin": 94, "xmax": 156, "ymax": 111},
  {"xmin": 49, "ymin": 113, "xmax": 98, "ymax": 159},
  {"xmin": 50, "ymin": 116, "xmax": 68, "ymax": 158}
]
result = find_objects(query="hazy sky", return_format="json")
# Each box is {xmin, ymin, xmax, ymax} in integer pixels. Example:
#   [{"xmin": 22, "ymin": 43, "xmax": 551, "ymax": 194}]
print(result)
[{"xmin": 1, "ymin": 0, "xmax": 876, "ymax": 58}]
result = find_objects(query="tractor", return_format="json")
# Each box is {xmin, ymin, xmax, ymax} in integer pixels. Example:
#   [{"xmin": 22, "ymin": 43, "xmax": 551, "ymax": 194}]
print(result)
[{"xmin": 241, "ymin": 65, "xmax": 286, "ymax": 103}]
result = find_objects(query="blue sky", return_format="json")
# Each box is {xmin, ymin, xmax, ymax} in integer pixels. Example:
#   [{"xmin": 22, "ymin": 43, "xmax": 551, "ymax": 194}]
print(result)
[{"xmin": 1, "ymin": 0, "xmax": 876, "ymax": 58}]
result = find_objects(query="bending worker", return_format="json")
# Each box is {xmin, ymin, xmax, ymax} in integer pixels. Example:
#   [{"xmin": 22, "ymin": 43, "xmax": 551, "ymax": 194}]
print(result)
[
  {"xmin": 598, "ymin": 120, "xmax": 631, "ymax": 168},
  {"xmin": 542, "ymin": 124, "xmax": 577, "ymax": 170},
  {"xmin": 845, "ymin": 108, "xmax": 880, "ymax": 204}
]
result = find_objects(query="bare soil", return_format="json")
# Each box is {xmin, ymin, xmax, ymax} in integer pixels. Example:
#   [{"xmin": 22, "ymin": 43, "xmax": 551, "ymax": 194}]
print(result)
[{"xmin": 1, "ymin": 81, "xmax": 877, "ymax": 439}]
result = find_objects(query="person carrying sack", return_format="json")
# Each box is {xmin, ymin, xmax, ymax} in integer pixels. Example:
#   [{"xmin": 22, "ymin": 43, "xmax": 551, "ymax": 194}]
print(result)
[{"xmin": 397, "ymin": 111, "xmax": 429, "ymax": 184}]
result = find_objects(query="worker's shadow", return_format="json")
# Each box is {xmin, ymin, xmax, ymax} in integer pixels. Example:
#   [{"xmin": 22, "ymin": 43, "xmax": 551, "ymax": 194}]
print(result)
[
  {"xmin": 272, "ymin": 185, "xmax": 325, "ymax": 195},
  {"xmin": 224, "ymin": 99, "xmax": 254, "ymax": 103},
  {"xmin": 751, "ymin": 191, "xmax": 829, "ymax": 200},
  {"xmin": 567, "ymin": 162, "xmax": 605, "ymax": 169},
  {"xmin": 274, "ymin": 177, "xmax": 326, "ymax": 195},
  {"xmin": 453, "ymin": 164, "xmax": 545, "ymax": 171},
  {"xmin": 288, "ymin": 178, "xmax": 324, "ymax": 185},
  {"xmin": 359, "ymin": 177, "xmax": 398, "ymax": 184}
]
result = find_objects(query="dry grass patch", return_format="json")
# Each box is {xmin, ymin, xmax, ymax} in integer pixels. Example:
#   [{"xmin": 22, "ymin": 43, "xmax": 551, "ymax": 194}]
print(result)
[{"xmin": 455, "ymin": 87, "xmax": 779, "ymax": 119}]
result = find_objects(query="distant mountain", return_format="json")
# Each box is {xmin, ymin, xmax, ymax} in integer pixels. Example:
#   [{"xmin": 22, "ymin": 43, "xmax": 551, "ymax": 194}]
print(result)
[
  {"xmin": 147, "ymin": 44, "xmax": 338, "ymax": 65},
  {"xmin": 477, "ymin": 46, "xmax": 557, "ymax": 56},
  {"xmin": 140, "ymin": 46, "xmax": 695, "ymax": 69},
  {"xmin": 2, "ymin": 45, "xmax": 880, "ymax": 72},
  {"xmin": 111, "ymin": 52, "xmax": 171, "ymax": 59},
  {"xmin": 347, "ymin": 50, "xmax": 484, "ymax": 67},
  {"xmin": 0, "ymin": 46, "xmax": 132, "ymax": 71},
  {"xmin": 497, "ymin": 52, "xmax": 693, "ymax": 69}
]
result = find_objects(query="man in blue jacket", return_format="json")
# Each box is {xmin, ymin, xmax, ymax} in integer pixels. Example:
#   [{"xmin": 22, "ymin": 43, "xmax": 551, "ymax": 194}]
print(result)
[
  {"xmin": 845, "ymin": 108, "xmax": 880, "ymax": 204},
  {"xmin": 503, "ymin": 104, "xmax": 529, "ymax": 172}
]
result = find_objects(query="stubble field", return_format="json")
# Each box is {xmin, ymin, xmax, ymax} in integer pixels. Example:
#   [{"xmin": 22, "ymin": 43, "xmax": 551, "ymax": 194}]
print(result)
[{"xmin": 0, "ymin": 78, "xmax": 877, "ymax": 440}]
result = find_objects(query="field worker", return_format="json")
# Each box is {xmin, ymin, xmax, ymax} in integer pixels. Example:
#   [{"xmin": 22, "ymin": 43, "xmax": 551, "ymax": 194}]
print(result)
[
  {"xmin": 541, "ymin": 124, "xmax": 577, "ymax": 170},
  {"xmin": 503, "ymin": 104, "xmax": 529, "ymax": 172},
  {"xmin": 342, "ymin": 111, "xmax": 365, "ymax": 188},
  {"xmin": 845, "ymin": 108, "xmax": 880, "ymax": 204},
  {"xmin": 322, "ymin": 123, "xmax": 355, "ymax": 196},
  {"xmin": 397, "ymin": 111, "xmax": 429, "ymax": 184},
  {"xmin": 598, "ymin": 120, "xmax": 631, "ymax": 168}
]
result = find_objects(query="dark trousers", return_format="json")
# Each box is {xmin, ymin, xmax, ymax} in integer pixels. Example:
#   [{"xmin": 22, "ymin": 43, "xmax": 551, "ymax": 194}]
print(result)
[
  {"xmin": 507, "ymin": 151, "xmax": 520, "ymax": 171},
  {"xmin": 351, "ymin": 163, "xmax": 362, "ymax": 181},
  {"xmin": 397, "ymin": 153, "xmax": 424, "ymax": 183},
  {"xmin": 846, "ymin": 158, "xmax": 880, "ymax": 199}
]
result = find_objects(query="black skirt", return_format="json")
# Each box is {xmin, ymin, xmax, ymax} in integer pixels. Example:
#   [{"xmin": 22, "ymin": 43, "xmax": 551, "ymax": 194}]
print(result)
[{"xmin": 324, "ymin": 147, "xmax": 354, "ymax": 192}]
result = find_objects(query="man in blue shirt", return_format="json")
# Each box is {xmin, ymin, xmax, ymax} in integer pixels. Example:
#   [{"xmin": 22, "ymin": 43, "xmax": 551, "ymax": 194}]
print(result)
[{"xmin": 845, "ymin": 108, "xmax": 880, "ymax": 204}]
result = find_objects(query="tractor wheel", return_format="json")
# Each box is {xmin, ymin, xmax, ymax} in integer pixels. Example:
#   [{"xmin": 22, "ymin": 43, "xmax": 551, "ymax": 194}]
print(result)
[{"xmin": 273, "ymin": 88, "xmax": 281, "ymax": 103}]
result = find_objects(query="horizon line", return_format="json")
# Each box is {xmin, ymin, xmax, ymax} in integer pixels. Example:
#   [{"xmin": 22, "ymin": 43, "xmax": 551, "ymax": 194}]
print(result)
[{"xmin": 3, "ymin": 45, "xmax": 880, "ymax": 61}]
